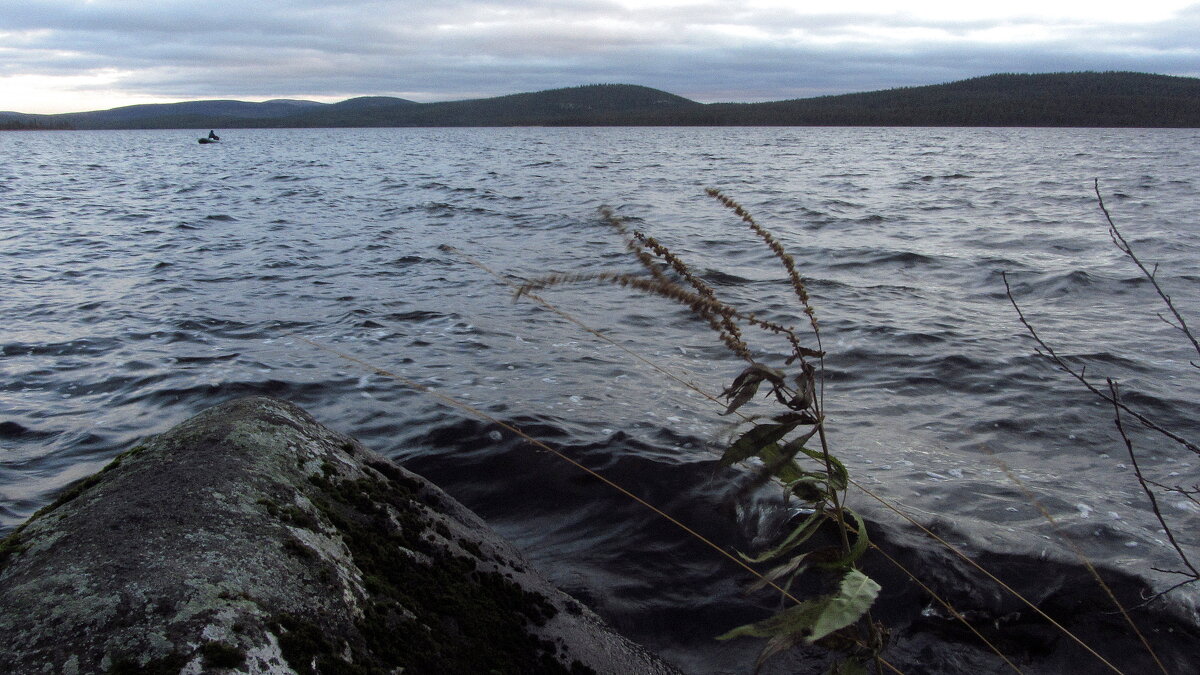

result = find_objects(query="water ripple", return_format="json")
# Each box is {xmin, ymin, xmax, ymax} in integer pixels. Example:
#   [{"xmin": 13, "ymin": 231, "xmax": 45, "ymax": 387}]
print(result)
[{"xmin": 3, "ymin": 126, "xmax": 1199, "ymax": 669}]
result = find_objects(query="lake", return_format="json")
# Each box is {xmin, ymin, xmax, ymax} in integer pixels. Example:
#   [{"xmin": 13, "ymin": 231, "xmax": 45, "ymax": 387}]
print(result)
[{"xmin": 2, "ymin": 126, "xmax": 1198, "ymax": 672}]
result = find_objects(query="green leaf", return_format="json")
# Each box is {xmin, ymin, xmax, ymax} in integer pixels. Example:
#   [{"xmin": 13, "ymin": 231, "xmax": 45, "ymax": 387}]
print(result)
[
  {"xmin": 756, "ymin": 632, "xmax": 804, "ymax": 671},
  {"xmin": 796, "ymin": 445, "xmax": 849, "ymax": 492},
  {"xmin": 809, "ymin": 569, "xmax": 880, "ymax": 642},
  {"xmin": 719, "ymin": 423, "xmax": 797, "ymax": 467},
  {"xmin": 755, "ymin": 442, "xmax": 805, "ymax": 484},
  {"xmin": 782, "ymin": 425, "xmax": 820, "ymax": 449},
  {"xmin": 717, "ymin": 568, "xmax": 878, "ymax": 647},
  {"xmin": 747, "ymin": 553, "xmax": 809, "ymax": 592},
  {"xmin": 837, "ymin": 509, "xmax": 871, "ymax": 569},
  {"xmin": 739, "ymin": 509, "xmax": 826, "ymax": 563},
  {"xmin": 788, "ymin": 477, "xmax": 826, "ymax": 502},
  {"xmin": 716, "ymin": 599, "xmax": 817, "ymax": 641}
]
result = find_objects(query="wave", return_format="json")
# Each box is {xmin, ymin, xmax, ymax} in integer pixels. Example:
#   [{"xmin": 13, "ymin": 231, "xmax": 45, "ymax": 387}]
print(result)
[
  {"xmin": 827, "ymin": 249, "xmax": 940, "ymax": 268},
  {"xmin": 2, "ymin": 336, "xmax": 121, "ymax": 358},
  {"xmin": 0, "ymin": 421, "xmax": 57, "ymax": 441},
  {"xmin": 698, "ymin": 268, "xmax": 752, "ymax": 285}
]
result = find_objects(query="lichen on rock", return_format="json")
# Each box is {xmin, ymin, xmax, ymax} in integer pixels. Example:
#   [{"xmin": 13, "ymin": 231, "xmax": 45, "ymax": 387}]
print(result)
[{"xmin": 0, "ymin": 396, "xmax": 679, "ymax": 674}]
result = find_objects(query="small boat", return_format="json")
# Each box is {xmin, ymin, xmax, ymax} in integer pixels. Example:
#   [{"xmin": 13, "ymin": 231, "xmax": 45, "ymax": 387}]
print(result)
[
  {"xmin": 198, "ymin": 137, "xmax": 218, "ymax": 144},
  {"xmin": 199, "ymin": 131, "xmax": 221, "ymax": 144}
]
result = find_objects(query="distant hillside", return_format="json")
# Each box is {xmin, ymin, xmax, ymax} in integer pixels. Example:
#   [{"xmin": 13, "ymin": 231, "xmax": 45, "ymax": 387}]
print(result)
[
  {"xmin": 239, "ymin": 84, "xmax": 699, "ymax": 127},
  {"xmin": 48, "ymin": 99, "xmax": 330, "ymax": 130},
  {"xmin": 0, "ymin": 116, "xmax": 72, "ymax": 131},
  {"xmin": 244, "ymin": 96, "xmax": 420, "ymax": 127},
  {"xmin": 669, "ymin": 72, "xmax": 1200, "ymax": 127},
  {"xmin": 8, "ymin": 73, "xmax": 1200, "ymax": 129},
  {"xmin": 400, "ymin": 84, "xmax": 699, "ymax": 126}
]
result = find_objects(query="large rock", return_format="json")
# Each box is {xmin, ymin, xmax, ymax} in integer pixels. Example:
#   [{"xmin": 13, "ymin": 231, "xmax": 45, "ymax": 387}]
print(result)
[{"xmin": 0, "ymin": 396, "xmax": 680, "ymax": 674}]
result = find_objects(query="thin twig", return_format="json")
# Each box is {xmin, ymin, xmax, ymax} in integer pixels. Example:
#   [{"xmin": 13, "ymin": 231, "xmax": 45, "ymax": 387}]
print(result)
[
  {"xmin": 1095, "ymin": 179, "xmax": 1200, "ymax": 360},
  {"xmin": 1002, "ymin": 272, "xmax": 1200, "ymax": 456},
  {"xmin": 1108, "ymin": 379, "xmax": 1200, "ymax": 589},
  {"xmin": 1002, "ymin": 183, "xmax": 1200, "ymax": 594}
]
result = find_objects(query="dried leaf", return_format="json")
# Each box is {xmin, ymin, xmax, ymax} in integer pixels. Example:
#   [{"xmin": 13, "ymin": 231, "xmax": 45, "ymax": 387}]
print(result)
[
  {"xmin": 770, "ymin": 412, "xmax": 813, "ymax": 426},
  {"xmin": 721, "ymin": 364, "xmax": 762, "ymax": 396},
  {"xmin": 721, "ymin": 364, "xmax": 785, "ymax": 415},
  {"xmin": 721, "ymin": 376, "xmax": 762, "ymax": 416},
  {"xmin": 756, "ymin": 632, "xmax": 805, "ymax": 671}
]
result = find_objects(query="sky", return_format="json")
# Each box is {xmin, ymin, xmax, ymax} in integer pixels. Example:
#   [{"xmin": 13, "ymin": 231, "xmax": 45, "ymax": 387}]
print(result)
[{"xmin": 2, "ymin": 0, "xmax": 1199, "ymax": 114}]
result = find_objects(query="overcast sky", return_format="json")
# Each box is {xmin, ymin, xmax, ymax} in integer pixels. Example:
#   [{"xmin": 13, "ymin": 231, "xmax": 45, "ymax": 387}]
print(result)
[{"xmin": 3, "ymin": 0, "xmax": 1199, "ymax": 114}]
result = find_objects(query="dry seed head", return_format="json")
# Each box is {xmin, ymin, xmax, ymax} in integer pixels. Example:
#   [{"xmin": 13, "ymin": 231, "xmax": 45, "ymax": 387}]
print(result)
[
  {"xmin": 601, "ymin": 206, "xmax": 670, "ymax": 282},
  {"xmin": 706, "ymin": 188, "xmax": 819, "ymax": 337},
  {"xmin": 603, "ymin": 210, "xmax": 750, "ymax": 361},
  {"xmin": 633, "ymin": 229, "xmax": 749, "ymax": 354},
  {"xmin": 521, "ymin": 196, "xmax": 828, "ymax": 366}
]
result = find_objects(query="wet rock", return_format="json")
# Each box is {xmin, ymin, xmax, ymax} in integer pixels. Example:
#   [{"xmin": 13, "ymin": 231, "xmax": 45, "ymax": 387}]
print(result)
[
  {"xmin": 0, "ymin": 396, "xmax": 680, "ymax": 674},
  {"xmin": 845, "ymin": 510, "xmax": 1200, "ymax": 675}
]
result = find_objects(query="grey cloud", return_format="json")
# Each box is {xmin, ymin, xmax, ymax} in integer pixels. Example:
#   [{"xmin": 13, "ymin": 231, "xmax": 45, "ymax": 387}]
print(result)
[{"xmin": 4, "ymin": 0, "xmax": 1200, "ymax": 110}]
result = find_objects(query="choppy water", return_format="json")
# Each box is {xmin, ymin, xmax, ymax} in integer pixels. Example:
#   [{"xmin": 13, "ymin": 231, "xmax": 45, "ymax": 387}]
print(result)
[{"xmin": 3, "ymin": 127, "xmax": 1199, "ymax": 671}]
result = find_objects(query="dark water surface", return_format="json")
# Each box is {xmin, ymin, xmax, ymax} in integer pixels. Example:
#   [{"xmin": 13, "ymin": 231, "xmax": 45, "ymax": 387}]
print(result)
[{"xmin": 2, "ymin": 127, "xmax": 1199, "ymax": 671}]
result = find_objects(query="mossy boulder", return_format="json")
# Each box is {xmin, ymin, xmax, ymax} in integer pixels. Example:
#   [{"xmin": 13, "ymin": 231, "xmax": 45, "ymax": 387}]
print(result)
[{"xmin": 0, "ymin": 396, "xmax": 680, "ymax": 674}]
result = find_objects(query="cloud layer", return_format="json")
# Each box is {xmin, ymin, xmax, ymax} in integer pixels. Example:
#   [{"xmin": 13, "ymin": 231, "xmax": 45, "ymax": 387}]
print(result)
[{"xmin": 3, "ymin": 0, "xmax": 1200, "ymax": 113}]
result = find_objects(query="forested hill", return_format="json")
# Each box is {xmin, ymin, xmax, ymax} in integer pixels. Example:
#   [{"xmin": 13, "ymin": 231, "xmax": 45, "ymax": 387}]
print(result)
[
  {"xmin": 5, "ymin": 73, "xmax": 1200, "ymax": 129},
  {"xmin": 0, "ymin": 85, "xmax": 695, "ymax": 130},
  {"xmin": 678, "ymin": 72, "xmax": 1200, "ymax": 127}
]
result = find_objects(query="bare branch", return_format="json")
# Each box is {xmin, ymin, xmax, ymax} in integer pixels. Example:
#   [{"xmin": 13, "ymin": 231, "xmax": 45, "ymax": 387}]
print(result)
[
  {"xmin": 1002, "ymin": 272, "xmax": 1200, "ymax": 456},
  {"xmin": 1156, "ymin": 313, "xmax": 1183, "ymax": 332},
  {"xmin": 1108, "ymin": 379, "xmax": 1199, "ymax": 582},
  {"xmin": 1136, "ymin": 576, "xmax": 1200, "ymax": 607},
  {"xmin": 1095, "ymin": 179, "xmax": 1200, "ymax": 360}
]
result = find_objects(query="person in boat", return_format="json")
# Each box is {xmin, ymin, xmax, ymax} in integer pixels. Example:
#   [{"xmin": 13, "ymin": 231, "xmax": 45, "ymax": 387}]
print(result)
[{"xmin": 208, "ymin": 130, "xmax": 220, "ymax": 140}]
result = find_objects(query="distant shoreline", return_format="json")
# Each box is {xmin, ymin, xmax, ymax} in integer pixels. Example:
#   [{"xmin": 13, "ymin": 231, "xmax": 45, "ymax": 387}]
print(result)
[
  {"xmin": 5, "ymin": 72, "xmax": 1200, "ymax": 130},
  {"xmin": 5, "ymin": 124, "xmax": 1199, "ymax": 132}
]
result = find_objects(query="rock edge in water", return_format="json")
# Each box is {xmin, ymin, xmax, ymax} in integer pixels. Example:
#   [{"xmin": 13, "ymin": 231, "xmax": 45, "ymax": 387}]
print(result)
[{"xmin": 0, "ymin": 396, "xmax": 680, "ymax": 675}]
